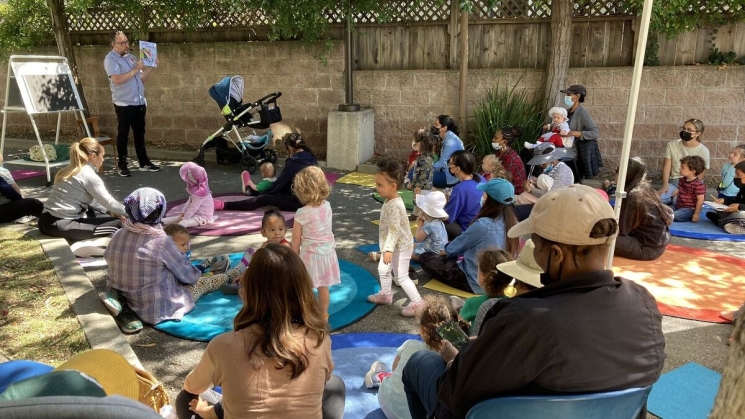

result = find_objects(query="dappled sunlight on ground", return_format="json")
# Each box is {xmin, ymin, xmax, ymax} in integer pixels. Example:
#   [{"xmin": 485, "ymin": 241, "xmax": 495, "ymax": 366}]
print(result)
[{"xmin": 613, "ymin": 245, "xmax": 745, "ymax": 314}]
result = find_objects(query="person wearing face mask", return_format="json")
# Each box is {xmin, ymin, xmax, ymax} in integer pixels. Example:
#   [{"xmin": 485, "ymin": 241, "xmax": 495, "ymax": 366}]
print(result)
[
  {"xmin": 442, "ymin": 151, "xmax": 484, "ymax": 240},
  {"xmin": 560, "ymin": 85, "xmax": 601, "ymax": 183},
  {"xmin": 402, "ymin": 185, "xmax": 665, "ymax": 419},
  {"xmin": 431, "ymin": 115, "xmax": 465, "ymax": 189},
  {"xmin": 707, "ymin": 160, "xmax": 745, "ymax": 235},
  {"xmin": 513, "ymin": 143, "xmax": 573, "ymax": 220},
  {"xmin": 491, "ymin": 125, "xmax": 526, "ymax": 194},
  {"xmin": 658, "ymin": 118, "xmax": 710, "ymax": 205},
  {"xmin": 104, "ymin": 30, "xmax": 160, "ymax": 177}
]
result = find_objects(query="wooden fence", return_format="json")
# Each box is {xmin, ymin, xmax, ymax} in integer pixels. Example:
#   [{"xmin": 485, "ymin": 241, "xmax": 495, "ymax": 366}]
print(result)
[{"xmin": 66, "ymin": 0, "xmax": 743, "ymax": 69}]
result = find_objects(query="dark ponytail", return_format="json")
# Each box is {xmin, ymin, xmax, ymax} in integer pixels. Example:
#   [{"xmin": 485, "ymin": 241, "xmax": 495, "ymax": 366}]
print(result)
[{"xmin": 437, "ymin": 115, "xmax": 460, "ymax": 137}]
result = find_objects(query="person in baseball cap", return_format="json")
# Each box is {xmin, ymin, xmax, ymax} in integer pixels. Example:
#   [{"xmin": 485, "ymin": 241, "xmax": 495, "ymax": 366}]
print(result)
[{"xmin": 402, "ymin": 183, "xmax": 665, "ymax": 419}]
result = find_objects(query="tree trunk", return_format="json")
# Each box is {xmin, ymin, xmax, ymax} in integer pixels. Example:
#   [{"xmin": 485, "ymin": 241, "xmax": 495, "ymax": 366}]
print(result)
[
  {"xmin": 542, "ymin": 0, "xmax": 573, "ymax": 110},
  {"xmin": 709, "ymin": 315, "xmax": 745, "ymax": 418},
  {"xmin": 46, "ymin": 0, "xmax": 90, "ymax": 119}
]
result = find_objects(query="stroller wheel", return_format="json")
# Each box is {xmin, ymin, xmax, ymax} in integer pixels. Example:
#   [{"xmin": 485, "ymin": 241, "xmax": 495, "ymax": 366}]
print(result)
[
  {"xmin": 264, "ymin": 149, "xmax": 278, "ymax": 164},
  {"xmin": 240, "ymin": 155, "xmax": 258, "ymax": 174}
]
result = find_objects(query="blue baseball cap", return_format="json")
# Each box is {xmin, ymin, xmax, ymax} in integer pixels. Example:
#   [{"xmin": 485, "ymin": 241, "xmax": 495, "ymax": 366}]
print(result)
[{"xmin": 477, "ymin": 178, "xmax": 515, "ymax": 204}]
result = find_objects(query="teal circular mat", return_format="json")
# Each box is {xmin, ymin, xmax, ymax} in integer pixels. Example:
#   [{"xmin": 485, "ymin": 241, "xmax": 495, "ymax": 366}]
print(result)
[{"xmin": 153, "ymin": 257, "xmax": 380, "ymax": 341}]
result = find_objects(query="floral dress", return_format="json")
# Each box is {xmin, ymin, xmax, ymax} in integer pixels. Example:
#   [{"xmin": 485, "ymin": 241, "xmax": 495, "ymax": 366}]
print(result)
[{"xmin": 295, "ymin": 200, "xmax": 341, "ymax": 288}]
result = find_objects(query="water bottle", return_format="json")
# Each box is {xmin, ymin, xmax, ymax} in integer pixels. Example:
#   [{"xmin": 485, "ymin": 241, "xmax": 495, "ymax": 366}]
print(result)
[{"xmin": 159, "ymin": 405, "xmax": 177, "ymax": 419}]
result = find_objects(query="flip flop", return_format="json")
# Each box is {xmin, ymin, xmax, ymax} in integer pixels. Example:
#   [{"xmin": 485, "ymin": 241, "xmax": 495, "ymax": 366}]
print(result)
[{"xmin": 368, "ymin": 252, "xmax": 381, "ymax": 262}]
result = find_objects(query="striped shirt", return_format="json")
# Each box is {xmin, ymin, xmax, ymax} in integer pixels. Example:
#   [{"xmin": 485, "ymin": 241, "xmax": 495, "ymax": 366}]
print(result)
[
  {"xmin": 676, "ymin": 177, "xmax": 706, "ymax": 210},
  {"xmin": 104, "ymin": 228, "xmax": 202, "ymax": 324}
]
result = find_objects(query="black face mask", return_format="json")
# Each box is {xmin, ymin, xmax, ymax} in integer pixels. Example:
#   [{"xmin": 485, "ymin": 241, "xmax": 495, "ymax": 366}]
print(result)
[
  {"xmin": 539, "ymin": 243, "xmax": 562, "ymax": 286},
  {"xmin": 679, "ymin": 131, "xmax": 693, "ymax": 142},
  {"xmin": 735, "ymin": 178, "xmax": 744, "ymax": 188},
  {"xmin": 431, "ymin": 126, "xmax": 440, "ymax": 136}
]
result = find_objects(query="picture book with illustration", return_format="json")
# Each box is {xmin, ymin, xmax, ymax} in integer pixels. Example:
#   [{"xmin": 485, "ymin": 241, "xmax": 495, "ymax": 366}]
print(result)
[{"xmin": 139, "ymin": 41, "xmax": 157, "ymax": 67}]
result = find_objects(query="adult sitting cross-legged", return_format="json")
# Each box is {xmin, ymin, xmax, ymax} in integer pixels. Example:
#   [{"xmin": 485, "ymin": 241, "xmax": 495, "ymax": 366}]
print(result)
[
  {"xmin": 213, "ymin": 132, "xmax": 318, "ymax": 213},
  {"xmin": 402, "ymin": 184, "xmax": 665, "ymax": 419}
]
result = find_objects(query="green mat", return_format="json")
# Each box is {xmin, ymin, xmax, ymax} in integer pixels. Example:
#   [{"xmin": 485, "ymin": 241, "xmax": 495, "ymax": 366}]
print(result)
[{"xmin": 371, "ymin": 189, "xmax": 414, "ymax": 211}]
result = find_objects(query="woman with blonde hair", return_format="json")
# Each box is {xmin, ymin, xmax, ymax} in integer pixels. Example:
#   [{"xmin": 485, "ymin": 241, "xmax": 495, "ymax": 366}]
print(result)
[
  {"xmin": 39, "ymin": 137, "xmax": 126, "ymax": 243},
  {"xmin": 177, "ymin": 243, "xmax": 346, "ymax": 419}
]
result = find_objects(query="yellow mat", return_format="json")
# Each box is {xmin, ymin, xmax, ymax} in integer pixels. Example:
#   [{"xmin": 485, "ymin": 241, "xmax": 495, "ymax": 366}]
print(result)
[
  {"xmin": 423, "ymin": 279, "xmax": 477, "ymax": 299},
  {"xmin": 370, "ymin": 219, "xmax": 417, "ymax": 236},
  {"xmin": 337, "ymin": 172, "xmax": 376, "ymax": 188}
]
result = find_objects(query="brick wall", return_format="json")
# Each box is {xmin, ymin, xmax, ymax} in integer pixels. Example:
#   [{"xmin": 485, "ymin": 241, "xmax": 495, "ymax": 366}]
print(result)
[{"xmin": 0, "ymin": 42, "xmax": 742, "ymax": 177}]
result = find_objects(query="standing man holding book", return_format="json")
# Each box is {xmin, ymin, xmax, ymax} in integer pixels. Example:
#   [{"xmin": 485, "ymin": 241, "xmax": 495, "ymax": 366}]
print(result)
[{"xmin": 104, "ymin": 30, "xmax": 160, "ymax": 177}]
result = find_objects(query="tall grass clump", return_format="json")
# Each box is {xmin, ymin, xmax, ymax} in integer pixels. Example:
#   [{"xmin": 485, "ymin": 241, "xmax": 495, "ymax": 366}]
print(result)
[{"xmin": 472, "ymin": 83, "xmax": 546, "ymax": 157}]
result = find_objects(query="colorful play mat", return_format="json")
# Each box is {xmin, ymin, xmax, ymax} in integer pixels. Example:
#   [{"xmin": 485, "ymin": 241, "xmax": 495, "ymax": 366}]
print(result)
[
  {"xmin": 612, "ymin": 244, "xmax": 745, "ymax": 323},
  {"xmin": 165, "ymin": 193, "xmax": 295, "ymax": 236},
  {"xmin": 153, "ymin": 255, "xmax": 380, "ymax": 341},
  {"xmin": 669, "ymin": 208, "xmax": 745, "ymax": 242}
]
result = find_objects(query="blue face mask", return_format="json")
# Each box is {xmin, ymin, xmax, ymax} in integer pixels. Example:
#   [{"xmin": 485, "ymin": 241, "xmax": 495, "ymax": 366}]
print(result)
[
  {"xmin": 564, "ymin": 95, "xmax": 574, "ymax": 107},
  {"xmin": 543, "ymin": 164, "xmax": 554, "ymax": 174}
]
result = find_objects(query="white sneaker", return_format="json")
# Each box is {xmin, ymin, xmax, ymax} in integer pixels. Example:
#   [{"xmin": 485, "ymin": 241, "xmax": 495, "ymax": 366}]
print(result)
[
  {"xmin": 14, "ymin": 215, "xmax": 36, "ymax": 224},
  {"xmin": 364, "ymin": 361, "xmax": 388, "ymax": 389}
]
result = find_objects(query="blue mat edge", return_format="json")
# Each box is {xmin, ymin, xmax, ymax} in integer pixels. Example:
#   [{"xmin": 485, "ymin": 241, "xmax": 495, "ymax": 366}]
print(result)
[
  {"xmin": 647, "ymin": 362, "xmax": 722, "ymax": 419},
  {"xmin": 153, "ymin": 257, "xmax": 381, "ymax": 341},
  {"xmin": 331, "ymin": 332, "xmax": 421, "ymax": 350}
]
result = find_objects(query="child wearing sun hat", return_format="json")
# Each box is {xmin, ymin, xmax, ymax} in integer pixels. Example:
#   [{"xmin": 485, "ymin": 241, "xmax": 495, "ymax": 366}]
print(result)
[{"xmin": 412, "ymin": 191, "xmax": 449, "ymax": 262}]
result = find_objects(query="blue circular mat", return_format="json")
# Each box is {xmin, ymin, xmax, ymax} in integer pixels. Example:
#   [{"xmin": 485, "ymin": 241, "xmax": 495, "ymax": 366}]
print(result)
[
  {"xmin": 670, "ymin": 208, "xmax": 745, "ymax": 242},
  {"xmin": 153, "ymin": 256, "xmax": 380, "ymax": 341},
  {"xmin": 331, "ymin": 333, "xmax": 422, "ymax": 419}
]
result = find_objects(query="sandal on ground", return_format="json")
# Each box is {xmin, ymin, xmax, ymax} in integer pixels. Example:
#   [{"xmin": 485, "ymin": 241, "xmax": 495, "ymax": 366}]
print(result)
[
  {"xmin": 368, "ymin": 252, "xmax": 381, "ymax": 262},
  {"xmin": 719, "ymin": 310, "xmax": 736, "ymax": 323}
]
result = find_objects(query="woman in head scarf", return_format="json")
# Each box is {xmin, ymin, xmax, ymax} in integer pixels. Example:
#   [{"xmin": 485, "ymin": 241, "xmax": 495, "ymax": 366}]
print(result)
[{"xmin": 103, "ymin": 187, "xmax": 240, "ymax": 333}]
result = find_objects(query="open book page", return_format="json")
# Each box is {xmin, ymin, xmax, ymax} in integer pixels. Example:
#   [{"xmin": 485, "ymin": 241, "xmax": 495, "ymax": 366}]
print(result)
[
  {"xmin": 704, "ymin": 201, "xmax": 728, "ymax": 210},
  {"xmin": 139, "ymin": 41, "xmax": 157, "ymax": 67}
]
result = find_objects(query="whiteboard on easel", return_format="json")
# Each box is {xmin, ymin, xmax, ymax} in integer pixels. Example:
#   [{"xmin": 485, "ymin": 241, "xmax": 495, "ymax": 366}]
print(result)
[{"xmin": 9, "ymin": 61, "xmax": 84, "ymax": 114}]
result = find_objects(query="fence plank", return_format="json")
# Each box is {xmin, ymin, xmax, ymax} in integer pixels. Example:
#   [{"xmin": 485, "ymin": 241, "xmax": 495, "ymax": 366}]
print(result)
[
  {"xmin": 587, "ymin": 21, "xmax": 606, "ymax": 67},
  {"xmin": 677, "ymin": 31, "xmax": 697, "ymax": 65},
  {"xmin": 535, "ymin": 22, "xmax": 550, "ymax": 68},
  {"xmin": 570, "ymin": 21, "xmax": 588, "ymax": 67},
  {"xmin": 606, "ymin": 20, "xmax": 624, "ymax": 66},
  {"xmin": 714, "ymin": 24, "xmax": 736, "ymax": 56},
  {"xmin": 620, "ymin": 19, "xmax": 634, "ymax": 66},
  {"xmin": 694, "ymin": 27, "xmax": 714, "ymax": 64},
  {"xmin": 734, "ymin": 23, "xmax": 745, "ymax": 57},
  {"xmin": 520, "ymin": 22, "xmax": 538, "ymax": 68},
  {"xmin": 503, "ymin": 24, "xmax": 521, "ymax": 68}
]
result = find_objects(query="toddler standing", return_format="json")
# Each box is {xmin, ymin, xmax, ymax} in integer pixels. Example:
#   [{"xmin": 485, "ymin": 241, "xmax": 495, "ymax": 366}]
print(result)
[
  {"xmin": 671, "ymin": 155, "xmax": 707, "ymax": 222},
  {"xmin": 719, "ymin": 145, "xmax": 745, "ymax": 199},
  {"xmin": 412, "ymin": 191, "xmax": 448, "ymax": 262},
  {"xmin": 161, "ymin": 162, "xmax": 216, "ymax": 227},
  {"xmin": 291, "ymin": 166, "xmax": 341, "ymax": 319},
  {"xmin": 525, "ymin": 106, "xmax": 572, "ymax": 149},
  {"xmin": 368, "ymin": 159, "xmax": 424, "ymax": 317}
]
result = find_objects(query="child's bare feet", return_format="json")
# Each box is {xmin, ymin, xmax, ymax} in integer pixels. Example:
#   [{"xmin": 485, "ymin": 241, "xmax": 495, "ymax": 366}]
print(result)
[{"xmin": 189, "ymin": 397, "xmax": 218, "ymax": 419}]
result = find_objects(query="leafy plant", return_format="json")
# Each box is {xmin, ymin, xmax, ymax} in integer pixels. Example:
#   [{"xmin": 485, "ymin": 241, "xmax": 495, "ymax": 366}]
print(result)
[
  {"xmin": 471, "ymin": 82, "xmax": 545, "ymax": 158},
  {"xmin": 706, "ymin": 48, "xmax": 738, "ymax": 65}
]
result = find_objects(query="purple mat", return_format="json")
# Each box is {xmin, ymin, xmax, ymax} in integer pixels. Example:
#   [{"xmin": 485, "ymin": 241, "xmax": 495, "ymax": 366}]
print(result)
[
  {"xmin": 325, "ymin": 172, "xmax": 339, "ymax": 186},
  {"xmin": 9, "ymin": 169, "xmax": 45, "ymax": 181},
  {"xmin": 166, "ymin": 193, "xmax": 295, "ymax": 236}
]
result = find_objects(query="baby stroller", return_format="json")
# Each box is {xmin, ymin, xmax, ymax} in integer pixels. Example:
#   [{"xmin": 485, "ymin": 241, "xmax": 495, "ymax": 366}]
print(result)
[{"xmin": 193, "ymin": 75, "xmax": 282, "ymax": 174}]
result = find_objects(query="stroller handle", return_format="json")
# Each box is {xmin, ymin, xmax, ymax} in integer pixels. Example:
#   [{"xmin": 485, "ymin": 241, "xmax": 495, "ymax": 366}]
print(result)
[{"xmin": 251, "ymin": 92, "xmax": 282, "ymax": 106}]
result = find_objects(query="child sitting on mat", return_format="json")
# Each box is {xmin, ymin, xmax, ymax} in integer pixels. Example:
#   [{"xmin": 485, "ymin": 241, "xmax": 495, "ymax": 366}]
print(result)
[
  {"xmin": 671, "ymin": 155, "xmax": 706, "ymax": 223},
  {"xmin": 291, "ymin": 166, "xmax": 341, "ymax": 320},
  {"xmin": 241, "ymin": 162, "xmax": 277, "ymax": 196},
  {"xmin": 718, "ymin": 145, "xmax": 745, "ymax": 199},
  {"xmin": 364, "ymin": 296, "xmax": 469, "ymax": 419},
  {"xmin": 368, "ymin": 159, "xmax": 424, "ymax": 318},
  {"xmin": 221, "ymin": 208, "xmax": 291, "ymax": 294},
  {"xmin": 412, "ymin": 191, "xmax": 448, "ymax": 263},
  {"xmin": 448, "ymin": 248, "xmax": 512, "ymax": 326},
  {"xmin": 161, "ymin": 162, "xmax": 216, "ymax": 227},
  {"xmin": 707, "ymin": 161, "xmax": 745, "ymax": 235}
]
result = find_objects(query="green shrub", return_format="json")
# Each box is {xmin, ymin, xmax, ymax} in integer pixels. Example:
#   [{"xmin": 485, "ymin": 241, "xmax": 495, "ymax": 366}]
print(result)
[{"xmin": 471, "ymin": 82, "xmax": 545, "ymax": 158}]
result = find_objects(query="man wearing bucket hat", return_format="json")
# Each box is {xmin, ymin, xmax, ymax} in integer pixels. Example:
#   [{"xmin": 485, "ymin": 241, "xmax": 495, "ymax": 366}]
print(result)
[{"xmin": 403, "ymin": 185, "xmax": 665, "ymax": 419}]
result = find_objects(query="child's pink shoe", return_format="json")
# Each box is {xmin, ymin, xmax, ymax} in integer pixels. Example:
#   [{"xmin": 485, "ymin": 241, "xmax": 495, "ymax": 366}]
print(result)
[
  {"xmin": 401, "ymin": 300, "xmax": 425, "ymax": 317},
  {"xmin": 240, "ymin": 171, "xmax": 251, "ymax": 195},
  {"xmin": 214, "ymin": 200, "xmax": 225, "ymax": 211},
  {"xmin": 367, "ymin": 292, "xmax": 393, "ymax": 305}
]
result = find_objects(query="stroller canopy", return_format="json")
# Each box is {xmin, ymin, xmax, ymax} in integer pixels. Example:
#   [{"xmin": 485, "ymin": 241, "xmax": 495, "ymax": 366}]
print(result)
[{"xmin": 209, "ymin": 76, "xmax": 244, "ymax": 115}]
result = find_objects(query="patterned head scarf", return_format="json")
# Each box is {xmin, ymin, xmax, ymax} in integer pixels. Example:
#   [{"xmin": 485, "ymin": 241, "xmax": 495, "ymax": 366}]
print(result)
[
  {"xmin": 179, "ymin": 162, "xmax": 210, "ymax": 198},
  {"xmin": 124, "ymin": 187, "xmax": 167, "ymax": 225}
]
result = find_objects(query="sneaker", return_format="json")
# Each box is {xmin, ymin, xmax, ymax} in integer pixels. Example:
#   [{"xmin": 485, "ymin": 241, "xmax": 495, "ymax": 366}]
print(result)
[
  {"xmin": 14, "ymin": 215, "xmax": 36, "ymax": 224},
  {"xmin": 240, "ymin": 171, "xmax": 251, "ymax": 195},
  {"xmin": 118, "ymin": 167, "xmax": 132, "ymax": 177},
  {"xmin": 367, "ymin": 292, "xmax": 393, "ymax": 305},
  {"xmin": 364, "ymin": 361, "xmax": 388, "ymax": 389},
  {"xmin": 401, "ymin": 300, "xmax": 425, "ymax": 317},
  {"xmin": 139, "ymin": 163, "xmax": 161, "ymax": 172},
  {"xmin": 116, "ymin": 304, "xmax": 143, "ymax": 334},
  {"xmin": 101, "ymin": 289, "xmax": 122, "ymax": 317},
  {"xmin": 449, "ymin": 296, "xmax": 465, "ymax": 312},
  {"xmin": 210, "ymin": 254, "xmax": 231, "ymax": 274}
]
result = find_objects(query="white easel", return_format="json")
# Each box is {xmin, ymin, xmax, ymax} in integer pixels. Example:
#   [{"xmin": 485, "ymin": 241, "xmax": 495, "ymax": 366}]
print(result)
[{"xmin": 0, "ymin": 55, "xmax": 90, "ymax": 186}]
